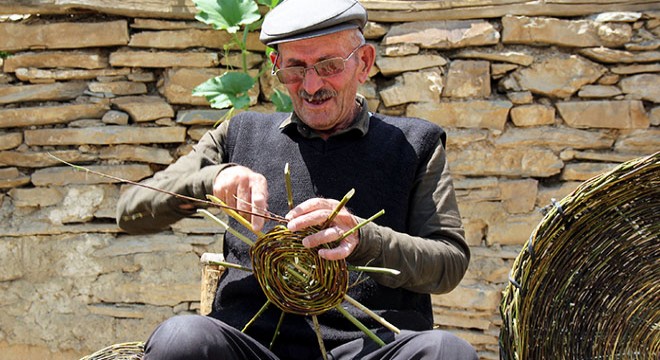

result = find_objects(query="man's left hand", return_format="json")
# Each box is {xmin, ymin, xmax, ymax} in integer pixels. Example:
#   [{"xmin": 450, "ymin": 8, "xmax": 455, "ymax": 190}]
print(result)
[{"xmin": 285, "ymin": 198, "xmax": 359, "ymax": 261}]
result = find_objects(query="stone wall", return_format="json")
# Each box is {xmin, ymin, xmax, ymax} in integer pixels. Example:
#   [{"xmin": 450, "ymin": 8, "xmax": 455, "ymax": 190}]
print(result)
[{"xmin": 0, "ymin": 2, "xmax": 658, "ymax": 359}]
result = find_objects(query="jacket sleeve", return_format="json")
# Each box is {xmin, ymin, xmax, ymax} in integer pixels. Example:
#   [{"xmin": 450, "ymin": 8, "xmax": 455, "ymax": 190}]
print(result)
[
  {"xmin": 347, "ymin": 138, "xmax": 469, "ymax": 295},
  {"xmin": 116, "ymin": 121, "xmax": 232, "ymax": 234}
]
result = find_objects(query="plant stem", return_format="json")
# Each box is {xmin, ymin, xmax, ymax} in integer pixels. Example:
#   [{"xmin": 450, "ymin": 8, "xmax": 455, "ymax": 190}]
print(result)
[{"xmin": 335, "ymin": 305, "xmax": 385, "ymax": 347}]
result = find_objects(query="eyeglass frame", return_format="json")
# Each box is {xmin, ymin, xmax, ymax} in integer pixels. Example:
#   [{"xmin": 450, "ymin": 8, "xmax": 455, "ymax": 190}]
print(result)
[{"xmin": 270, "ymin": 42, "xmax": 366, "ymax": 84}]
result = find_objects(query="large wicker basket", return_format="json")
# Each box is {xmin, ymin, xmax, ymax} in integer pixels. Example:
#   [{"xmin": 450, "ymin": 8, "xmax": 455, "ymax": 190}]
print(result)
[{"xmin": 500, "ymin": 152, "xmax": 659, "ymax": 359}]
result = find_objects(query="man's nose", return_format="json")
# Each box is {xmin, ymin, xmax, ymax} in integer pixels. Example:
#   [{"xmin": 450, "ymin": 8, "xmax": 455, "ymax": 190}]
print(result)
[{"xmin": 301, "ymin": 68, "xmax": 324, "ymax": 94}]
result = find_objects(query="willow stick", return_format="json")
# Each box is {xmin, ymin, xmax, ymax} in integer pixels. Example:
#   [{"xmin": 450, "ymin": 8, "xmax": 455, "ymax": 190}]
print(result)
[
  {"xmin": 197, "ymin": 209, "xmax": 254, "ymax": 247},
  {"xmin": 47, "ymin": 153, "xmax": 285, "ymax": 223},
  {"xmin": 312, "ymin": 315, "xmax": 328, "ymax": 360},
  {"xmin": 336, "ymin": 210, "xmax": 385, "ymax": 242},
  {"xmin": 269, "ymin": 312, "xmax": 286, "ymax": 349},
  {"xmin": 285, "ymin": 163, "xmax": 294, "ymax": 211},
  {"xmin": 321, "ymin": 188, "xmax": 355, "ymax": 229},
  {"xmin": 206, "ymin": 195, "xmax": 265, "ymax": 237},
  {"xmin": 344, "ymin": 294, "xmax": 401, "ymax": 334},
  {"xmin": 347, "ymin": 265, "xmax": 400, "ymax": 276},
  {"xmin": 242, "ymin": 300, "xmax": 271, "ymax": 333},
  {"xmin": 335, "ymin": 305, "xmax": 385, "ymax": 347}
]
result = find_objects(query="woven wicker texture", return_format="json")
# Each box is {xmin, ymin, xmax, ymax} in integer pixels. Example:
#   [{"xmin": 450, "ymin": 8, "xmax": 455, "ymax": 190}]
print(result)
[
  {"xmin": 79, "ymin": 341, "xmax": 144, "ymax": 360},
  {"xmin": 500, "ymin": 152, "xmax": 660, "ymax": 359},
  {"xmin": 251, "ymin": 225, "xmax": 349, "ymax": 316}
]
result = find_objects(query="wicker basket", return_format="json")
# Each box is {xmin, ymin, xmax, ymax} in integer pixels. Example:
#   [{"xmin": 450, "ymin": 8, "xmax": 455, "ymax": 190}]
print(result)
[
  {"xmin": 500, "ymin": 152, "xmax": 660, "ymax": 359},
  {"xmin": 79, "ymin": 341, "xmax": 144, "ymax": 360}
]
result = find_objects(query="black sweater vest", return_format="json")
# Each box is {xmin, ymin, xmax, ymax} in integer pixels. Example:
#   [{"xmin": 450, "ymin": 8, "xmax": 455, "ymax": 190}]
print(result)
[{"xmin": 211, "ymin": 111, "xmax": 446, "ymax": 359}]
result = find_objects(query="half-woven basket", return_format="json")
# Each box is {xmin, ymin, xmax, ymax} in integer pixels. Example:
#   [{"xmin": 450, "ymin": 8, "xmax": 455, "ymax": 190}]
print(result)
[
  {"xmin": 500, "ymin": 151, "xmax": 659, "ymax": 359},
  {"xmin": 79, "ymin": 341, "xmax": 144, "ymax": 360}
]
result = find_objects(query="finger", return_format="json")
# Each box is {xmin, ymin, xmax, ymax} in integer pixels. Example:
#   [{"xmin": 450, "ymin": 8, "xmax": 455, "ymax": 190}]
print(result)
[
  {"xmin": 236, "ymin": 180, "xmax": 251, "ymax": 215},
  {"xmin": 301, "ymin": 226, "xmax": 344, "ymax": 248},
  {"xmin": 250, "ymin": 182, "xmax": 268, "ymax": 232},
  {"xmin": 318, "ymin": 238, "xmax": 357, "ymax": 261},
  {"xmin": 285, "ymin": 198, "xmax": 337, "ymax": 221},
  {"xmin": 287, "ymin": 208, "xmax": 334, "ymax": 232}
]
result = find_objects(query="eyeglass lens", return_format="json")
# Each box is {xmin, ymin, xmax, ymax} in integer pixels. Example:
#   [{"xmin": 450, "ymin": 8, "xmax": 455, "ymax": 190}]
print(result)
[{"xmin": 276, "ymin": 58, "xmax": 346, "ymax": 84}]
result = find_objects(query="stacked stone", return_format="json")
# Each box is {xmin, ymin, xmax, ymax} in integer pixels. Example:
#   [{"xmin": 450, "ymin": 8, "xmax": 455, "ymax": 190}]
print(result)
[{"xmin": 0, "ymin": 8, "xmax": 658, "ymax": 360}]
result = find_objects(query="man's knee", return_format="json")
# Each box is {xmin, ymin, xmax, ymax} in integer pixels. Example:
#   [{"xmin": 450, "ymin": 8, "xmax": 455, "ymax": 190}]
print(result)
[
  {"xmin": 406, "ymin": 330, "xmax": 478, "ymax": 359},
  {"xmin": 144, "ymin": 315, "xmax": 228, "ymax": 360}
]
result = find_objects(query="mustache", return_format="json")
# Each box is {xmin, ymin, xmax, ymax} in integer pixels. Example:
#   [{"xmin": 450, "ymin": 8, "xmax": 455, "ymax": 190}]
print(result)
[{"xmin": 298, "ymin": 89, "xmax": 337, "ymax": 102}]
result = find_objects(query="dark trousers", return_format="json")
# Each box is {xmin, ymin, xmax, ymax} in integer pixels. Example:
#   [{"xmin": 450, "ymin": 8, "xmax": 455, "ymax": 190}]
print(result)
[{"xmin": 144, "ymin": 315, "xmax": 479, "ymax": 360}]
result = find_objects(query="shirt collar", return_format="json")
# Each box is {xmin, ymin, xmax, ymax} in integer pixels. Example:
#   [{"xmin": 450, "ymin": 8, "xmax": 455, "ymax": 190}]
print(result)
[{"xmin": 279, "ymin": 95, "xmax": 371, "ymax": 139}]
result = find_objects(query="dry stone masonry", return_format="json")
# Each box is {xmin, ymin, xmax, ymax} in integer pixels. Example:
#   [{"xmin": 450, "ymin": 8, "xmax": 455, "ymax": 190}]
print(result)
[{"xmin": 0, "ymin": 1, "xmax": 658, "ymax": 359}]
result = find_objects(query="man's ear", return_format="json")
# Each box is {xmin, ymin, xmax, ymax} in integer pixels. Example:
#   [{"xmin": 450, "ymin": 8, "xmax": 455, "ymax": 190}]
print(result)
[{"xmin": 357, "ymin": 44, "xmax": 376, "ymax": 83}]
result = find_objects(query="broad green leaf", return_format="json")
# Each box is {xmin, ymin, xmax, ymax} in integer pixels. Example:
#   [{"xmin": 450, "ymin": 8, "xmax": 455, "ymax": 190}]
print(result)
[
  {"xmin": 194, "ymin": 0, "xmax": 261, "ymax": 33},
  {"xmin": 255, "ymin": 0, "xmax": 282, "ymax": 8},
  {"xmin": 193, "ymin": 72, "xmax": 255, "ymax": 110},
  {"xmin": 271, "ymin": 89, "xmax": 292, "ymax": 113}
]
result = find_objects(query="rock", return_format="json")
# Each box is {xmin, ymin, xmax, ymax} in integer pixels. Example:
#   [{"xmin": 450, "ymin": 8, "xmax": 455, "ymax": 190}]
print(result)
[
  {"xmin": 0, "ymin": 20, "xmax": 129, "ymax": 51},
  {"xmin": 619, "ymin": 74, "xmax": 660, "ymax": 102},
  {"xmin": 499, "ymin": 179, "xmax": 538, "ymax": 214},
  {"xmin": 379, "ymin": 69, "xmax": 442, "ymax": 106},
  {"xmin": 48, "ymin": 186, "xmax": 106, "ymax": 224},
  {"xmin": 443, "ymin": 60, "xmax": 490, "ymax": 98},
  {"xmin": 494, "ymin": 127, "xmax": 615, "ymax": 151},
  {"xmin": 220, "ymin": 52, "xmax": 263, "ymax": 69},
  {"xmin": 491, "ymin": 63, "xmax": 518, "ymax": 79},
  {"xmin": 383, "ymin": 20, "xmax": 499, "ymax": 49},
  {"xmin": 3, "ymin": 51, "xmax": 108, "ymax": 72},
  {"xmin": 110, "ymin": 50, "xmax": 220, "ymax": 68},
  {"xmin": 557, "ymin": 100, "xmax": 649, "ymax": 129},
  {"xmin": 176, "ymin": 110, "xmax": 230, "ymax": 126},
  {"xmin": 8, "ymin": 187, "xmax": 63, "ymax": 207},
  {"xmin": 502, "ymin": 15, "xmax": 632, "ymax": 47},
  {"xmin": 432, "ymin": 283, "xmax": 501, "ymax": 311},
  {"xmin": 610, "ymin": 63, "xmax": 660, "ymax": 74},
  {"xmin": 375, "ymin": 54, "xmax": 447, "ymax": 76},
  {"xmin": 577, "ymin": 85, "xmax": 623, "ymax": 98},
  {"xmin": 88, "ymin": 81, "xmax": 147, "ymax": 96},
  {"xmin": 448, "ymin": 145, "xmax": 563, "ymax": 177},
  {"xmin": 407, "ymin": 100, "xmax": 511, "ymax": 131},
  {"xmin": 102, "ymin": 110, "xmax": 130, "ymax": 125},
  {"xmin": 592, "ymin": 12, "xmax": 643, "ymax": 22},
  {"xmin": 0, "ymin": 150, "xmax": 96, "ymax": 168},
  {"xmin": 112, "ymin": 96, "xmax": 175, "ymax": 122},
  {"xmin": 383, "ymin": 43, "xmax": 419, "ymax": 56},
  {"xmin": 0, "ymin": 167, "xmax": 30, "ymax": 189},
  {"xmin": 506, "ymin": 91, "xmax": 533, "ymax": 105},
  {"xmin": 510, "ymin": 55, "xmax": 605, "ymax": 98},
  {"xmin": 159, "ymin": 68, "xmax": 259, "ymax": 106},
  {"xmin": 578, "ymin": 48, "xmax": 660, "ymax": 63},
  {"xmin": 99, "ymin": 145, "xmax": 174, "ymax": 165},
  {"xmin": 0, "ymin": 133, "xmax": 23, "ymax": 150},
  {"xmin": 561, "ymin": 162, "xmax": 620, "ymax": 181},
  {"xmin": 651, "ymin": 106, "xmax": 660, "ymax": 126},
  {"xmin": 597, "ymin": 73, "xmax": 621, "ymax": 85},
  {"xmin": 31, "ymin": 164, "xmax": 153, "ymax": 186},
  {"xmin": 24, "ymin": 126, "xmax": 186, "ymax": 146},
  {"xmin": 128, "ymin": 29, "xmax": 265, "ymax": 52},
  {"xmin": 614, "ymin": 128, "xmax": 660, "ymax": 154},
  {"xmin": 0, "ymin": 81, "xmax": 88, "ymax": 105},
  {"xmin": 364, "ymin": 21, "xmax": 388, "ymax": 39},
  {"xmin": 454, "ymin": 49, "xmax": 534, "ymax": 66},
  {"xmin": 14, "ymin": 67, "xmax": 131, "ymax": 83},
  {"xmin": 0, "ymin": 103, "xmax": 109, "ymax": 128},
  {"xmin": 510, "ymin": 105, "xmax": 555, "ymax": 127},
  {"xmin": 131, "ymin": 19, "xmax": 207, "ymax": 30}
]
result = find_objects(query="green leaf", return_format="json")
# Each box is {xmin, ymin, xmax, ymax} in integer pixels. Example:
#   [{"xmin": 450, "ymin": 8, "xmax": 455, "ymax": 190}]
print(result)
[
  {"xmin": 255, "ymin": 0, "xmax": 282, "ymax": 8},
  {"xmin": 194, "ymin": 0, "xmax": 261, "ymax": 33},
  {"xmin": 193, "ymin": 72, "xmax": 255, "ymax": 110},
  {"xmin": 271, "ymin": 89, "xmax": 292, "ymax": 113}
]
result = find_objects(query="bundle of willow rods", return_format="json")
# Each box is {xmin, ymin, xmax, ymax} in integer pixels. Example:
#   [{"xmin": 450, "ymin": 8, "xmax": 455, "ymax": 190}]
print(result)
[
  {"xmin": 500, "ymin": 152, "xmax": 659, "ymax": 359},
  {"xmin": 251, "ymin": 225, "xmax": 349, "ymax": 315}
]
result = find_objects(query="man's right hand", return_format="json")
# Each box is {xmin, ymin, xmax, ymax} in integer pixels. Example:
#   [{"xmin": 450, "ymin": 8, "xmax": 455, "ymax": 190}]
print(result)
[{"xmin": 213, "ymin": 165, "xmax": 269, "ymax": 232}]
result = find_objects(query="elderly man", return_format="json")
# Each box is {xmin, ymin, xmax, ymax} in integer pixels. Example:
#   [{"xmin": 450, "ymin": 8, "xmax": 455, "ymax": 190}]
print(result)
[{"xmin": 117, "ymin": 0, "xmax": 477, "ymax": 359}]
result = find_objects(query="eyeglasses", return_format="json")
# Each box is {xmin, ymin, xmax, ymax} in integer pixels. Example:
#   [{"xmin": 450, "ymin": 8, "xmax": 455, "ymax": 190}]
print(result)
[{"xmin": 271, "ymin": 43, "xmax": 365, "ymax": 84}]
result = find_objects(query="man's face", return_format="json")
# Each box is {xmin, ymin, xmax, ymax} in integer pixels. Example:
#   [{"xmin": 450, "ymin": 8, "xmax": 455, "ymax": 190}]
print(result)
[{"xmin": 276, "ymin": 30, "xmax": 372, "ymax": 136}]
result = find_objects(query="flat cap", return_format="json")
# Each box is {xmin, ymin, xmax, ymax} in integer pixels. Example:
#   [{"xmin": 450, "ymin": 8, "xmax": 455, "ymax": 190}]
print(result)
[{"xmin": 260, "ymin": 0, "xmax": 367, "ymax": 46}]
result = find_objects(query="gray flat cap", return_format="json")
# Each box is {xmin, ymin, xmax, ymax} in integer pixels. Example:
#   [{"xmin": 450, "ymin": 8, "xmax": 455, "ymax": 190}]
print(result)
[{"xmin": 260, "ymin": 0, "xmax": 367, "ymax": 46}]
